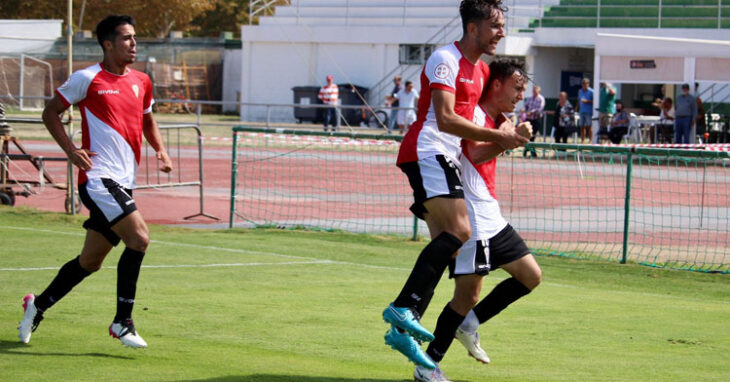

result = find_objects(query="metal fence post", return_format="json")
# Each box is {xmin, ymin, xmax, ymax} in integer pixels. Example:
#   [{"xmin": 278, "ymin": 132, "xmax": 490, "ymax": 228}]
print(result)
[
  {"xmin": 658, "ymin": 0, "xmax": 663, "ymax": 28},
  {"xmin": 412, "ymin": 216, "xmax": 419, "ymax": 241},
  {"xmin": 621, "ymin": 151, "xmax": 633, "ymax": 264},
  {"xmin": 229, "ymin": 130, "xmax": 239, "ymax": 229},
  {"xmin": 184, "ymin": 124, "xmax": 218, "ymax": 221}
]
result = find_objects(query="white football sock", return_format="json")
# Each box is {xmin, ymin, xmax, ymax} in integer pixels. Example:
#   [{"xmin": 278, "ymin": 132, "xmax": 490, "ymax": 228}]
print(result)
[{"xmin": 460, "ymin": 309, "xmax": 479, "ymax": 334}]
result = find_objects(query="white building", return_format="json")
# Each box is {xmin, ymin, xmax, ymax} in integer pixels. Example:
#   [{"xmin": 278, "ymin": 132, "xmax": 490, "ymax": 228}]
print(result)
[{"xmin": 236, "ymin": 0, "xmax": 730, "ymax": 121}]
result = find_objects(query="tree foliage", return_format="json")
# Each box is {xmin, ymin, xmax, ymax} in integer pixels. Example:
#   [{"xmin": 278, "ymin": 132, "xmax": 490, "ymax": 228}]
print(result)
[
  {"xmin": 1, "ymin": 0, "xmax": 292, "ymax": 38},
  {"xmin": 1, "ymin": 0, "xmax": 217, "ymax": 37}
]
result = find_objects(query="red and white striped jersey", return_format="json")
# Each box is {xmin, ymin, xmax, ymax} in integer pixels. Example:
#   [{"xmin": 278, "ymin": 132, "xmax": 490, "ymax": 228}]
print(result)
[
  {"xmin": 461, "ymin": 106, "xmax": 508, "ymax": 239},
  {"xmin": 56, "ymin": 63, "xmax": 154, "ymax": 189},
  {"xmin": 396, "ymin": 41, "xmax": 489, "ymax": 166},
  {"xmin": 318, "ymin": 84, "xmax": 339, "ymax": 105}
]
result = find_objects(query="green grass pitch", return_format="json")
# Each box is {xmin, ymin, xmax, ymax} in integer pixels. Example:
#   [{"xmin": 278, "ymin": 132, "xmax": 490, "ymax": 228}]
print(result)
[{"xmin": 0, "ymin": 207, "xmax": 728, "ymax": 381}]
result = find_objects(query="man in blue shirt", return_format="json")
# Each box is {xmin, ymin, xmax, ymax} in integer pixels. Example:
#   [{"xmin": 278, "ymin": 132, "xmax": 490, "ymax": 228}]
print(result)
[
  {"xmin": 674, "ymin": 83, "xmax": 697, "ymax": 144},
  {"xmin": 577, "ymin": 78, "xmax": 594, "ymax": 144}
]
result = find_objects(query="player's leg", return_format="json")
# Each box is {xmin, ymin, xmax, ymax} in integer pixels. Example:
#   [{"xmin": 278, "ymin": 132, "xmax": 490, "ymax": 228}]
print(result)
[
  {"xmin": 460, "ymin": 254, "xmax": 541, "ymax": 335},
  {"xmin": 107, "ymin": 209, "xmax": 150, "ymax": 348},
  {"xmin": 425, "ymin": 274, "xmax": 481, "ymax": 365},
  {"xmin": 458, "ymin": 227, "xmax": 539, "ymax": 354},
  {"xmin": 18, "ymin": 230, "xmax": 113, "ymax": 343},
  {"xmin": 390, "ymin": 196, "xmax": 470, "ymax": 322},
  {"xmin": 411, "ymin": 216, "xmax": 445, "ymax": 319},
  {"xmin": 384, "ymin": 156, "xmax": 469, "ymax": 369},
  {"xmin": 18, "ymin": 181, "xmax": 118, "ymax": 343}
]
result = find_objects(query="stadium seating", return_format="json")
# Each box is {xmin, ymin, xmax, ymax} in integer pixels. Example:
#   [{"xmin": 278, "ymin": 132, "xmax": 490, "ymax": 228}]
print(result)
[
  {"xmin": 528, "ymin": 0, "xmax": 730, "ymax": 29},
  {"xmin": 260, "ymin": 0, "xmax": 562, "ymax": 31}
]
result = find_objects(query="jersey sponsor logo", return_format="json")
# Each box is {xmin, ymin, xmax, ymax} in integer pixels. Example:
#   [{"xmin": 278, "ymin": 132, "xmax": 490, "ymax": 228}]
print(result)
[
  {"xmin": 132, "ymin": 84, "xmax": 139, "ymax": 98},
  {"xmin": 97, "ymin": 89, "xmax": 120, "ymax": 95},
  {"xmin": 459, "ymin": 77, "xmax": 474, "ymax": 84},
  {"xmin": 434, "ymin": 63, "xmax": 450, "ymax": 79}
]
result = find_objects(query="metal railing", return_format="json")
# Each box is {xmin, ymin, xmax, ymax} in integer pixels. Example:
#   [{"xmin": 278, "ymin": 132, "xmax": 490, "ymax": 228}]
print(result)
[
  {"xmin": 135, "ymin": 123, "xmax": 218, "ymax": 221},
  {"xmin": 533, "ymin": 0, "xmax": 727, "ymax": 29}
]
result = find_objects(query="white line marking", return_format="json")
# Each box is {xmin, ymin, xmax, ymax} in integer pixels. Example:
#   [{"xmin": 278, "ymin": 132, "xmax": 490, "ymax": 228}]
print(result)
[
  {"xmin": 0, "ymin": 225, "xmax": 726, "ymax": 304},
  {"xmin": 0, "ymin": 260, "xmax": 332, "ymax": 272}
]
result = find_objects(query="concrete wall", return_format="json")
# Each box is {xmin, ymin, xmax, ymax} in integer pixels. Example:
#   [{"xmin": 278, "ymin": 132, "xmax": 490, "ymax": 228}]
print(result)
[
  {"xmin": 0, "ymin": 19, "xmax": 62, "ymax": 54},
  {"xmin": 222, "ymin": 49, "xmax": 242, "ymax": 113},
  {"xmin": 239, "ymin": 38, "xmax": 426, "ymax": 121}
]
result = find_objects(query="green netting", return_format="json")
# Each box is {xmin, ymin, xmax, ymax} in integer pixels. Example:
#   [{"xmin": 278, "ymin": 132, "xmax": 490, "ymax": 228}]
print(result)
[
  {"xmin": 229, "ymin": 127, "xmax": 730, "ymax": 273},
  {"xmin": 228, "ymin": 127, "xmax": 416, "ymax": 237}
]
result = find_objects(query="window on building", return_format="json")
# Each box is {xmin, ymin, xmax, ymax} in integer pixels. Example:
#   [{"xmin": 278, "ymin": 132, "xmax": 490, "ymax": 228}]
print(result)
[{"xmin": 399, "ymin": 44, "xmax": 436, "ymax": 65}]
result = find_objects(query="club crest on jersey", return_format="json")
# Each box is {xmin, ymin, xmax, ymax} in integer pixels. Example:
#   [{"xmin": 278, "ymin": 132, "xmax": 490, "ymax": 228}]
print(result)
[
  {"xmin": 434, "ymin": 64, "xmax": 450, "ymax": 79},
  {"xmin": 132, "ymin": 84, "xmax": 139, "ymax": 98}
]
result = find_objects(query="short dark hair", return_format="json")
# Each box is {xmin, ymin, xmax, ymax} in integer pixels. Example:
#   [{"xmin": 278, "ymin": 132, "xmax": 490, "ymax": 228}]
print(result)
[
  {"xmin": 96, "ymin": 15, "xmax": 135, "ymax": 49},
  {"xmin": 486, "ymin": 57, "xmax": 529, "ymax": 91},
  {"xmin": 682, "ymin": 83, "xmax": 690, "ymax": 89},
  {"xmin": 460, "ymin": 0, "xmax": 507, "ymax": 34},
  {"xmin": 405, "ymin": 81, "xmax": 413, "ymax": 87}
]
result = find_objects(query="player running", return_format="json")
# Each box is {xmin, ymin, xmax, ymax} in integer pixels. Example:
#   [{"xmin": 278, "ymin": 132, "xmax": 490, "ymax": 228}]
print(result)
[
  {"xmin": 383, "ymin": 0, "xmax": 528, "ymax": 370},
  {"xmin": 414, "ymin": 58, "xmax": 542, "ymax": 381},
  {"xmin": 18, "ymin": 15, "xmax": 172, "ymax": 348}
]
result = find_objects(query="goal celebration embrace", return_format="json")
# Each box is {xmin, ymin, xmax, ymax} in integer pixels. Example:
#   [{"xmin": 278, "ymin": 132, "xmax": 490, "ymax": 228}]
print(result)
[{"xmin": 3, "ymin": 0, "xmax": 729, "ymax": 381}]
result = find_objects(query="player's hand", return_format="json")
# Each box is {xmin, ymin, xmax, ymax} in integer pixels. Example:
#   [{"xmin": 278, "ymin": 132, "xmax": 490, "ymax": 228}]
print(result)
[
  {"xmin": 498, "ymin": 130, "xmax": 529, "ymax": 150},
  {"xmin": 517, "ymin": 122, "xmax": 533, "ymax": 139},
  {"xmin": 69, "ymin": 148, "xmax": 96, "ymax": 171},
  {"xmin": 157, "ymin": 151, "xmax": 173, "ymax": 173},
  {"xmin": 496, "ymin": 113, "xmax": 516, "ymax": 134}
]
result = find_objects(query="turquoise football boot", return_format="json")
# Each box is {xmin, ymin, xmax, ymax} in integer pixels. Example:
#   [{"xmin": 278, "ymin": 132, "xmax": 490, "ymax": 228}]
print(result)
[
  {"xmin": 384, "ymin": 326, "xmax": 436, "ymax": 370},
  {"xmin": 382, "ymin": 302, "xmax": 434, "ymax": 342}
]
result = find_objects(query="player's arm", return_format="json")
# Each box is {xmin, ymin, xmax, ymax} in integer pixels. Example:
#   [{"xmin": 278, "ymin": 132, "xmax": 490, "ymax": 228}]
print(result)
[
  {"xmin": 42, "ymin": 95, "xmax": 96, "ymax": 171},
  {"xmin": 142, "ymin": 113, "xmax": 173, "ymax": 173},
  {"xmin": 432, "ymin": 89, "xmax": 528, "ymax": 150},
  {"xmin": 465, "ymin": 141, "xmax": 504, "ymax": 164}
]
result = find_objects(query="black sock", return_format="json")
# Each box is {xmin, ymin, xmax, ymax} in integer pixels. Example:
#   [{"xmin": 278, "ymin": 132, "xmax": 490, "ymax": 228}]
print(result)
[
  {"xmin": 35, "ymin": 256, "xmax": 91, "ymax": 312},
  {"xmin": 473, "ymin": 277, "xmax": 531, "ymax": 324},
  {"xmin": 115, "ymin": 248, "xmax": 145, "ymax": 322},
  {"xmin": 393, "ymin": 232, "xmax": 462, "ymax": 309},
  {"xmin": 426, "ymin": 303, "xmax": 465, "ymax": 363},
  {"xmin": 414, "ymin": 278, "xmax": 437, "ymax": 319}
]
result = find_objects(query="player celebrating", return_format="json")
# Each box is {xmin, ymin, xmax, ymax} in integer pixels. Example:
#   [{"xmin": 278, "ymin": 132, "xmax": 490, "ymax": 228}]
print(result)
[
  {"xmin": 414, "ymin": 58, "xmax": 541, "ymax": 381},
  {"xmin": 18, "ymin": 15, "xmax": 172, "ymax": 348},
  {"xmin": 383, "ymin": 0, "xmax": 528, "ymax": 370}
]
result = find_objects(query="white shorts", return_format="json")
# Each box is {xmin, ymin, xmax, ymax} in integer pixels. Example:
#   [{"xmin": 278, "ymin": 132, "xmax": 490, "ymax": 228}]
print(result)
[
  {"xmin": 79, "ymin": 177, "xmax": 137, "ymax": 246},
  {"xmin": 399, "ymin": 154, "xmax": 463, "ymax": 220}
]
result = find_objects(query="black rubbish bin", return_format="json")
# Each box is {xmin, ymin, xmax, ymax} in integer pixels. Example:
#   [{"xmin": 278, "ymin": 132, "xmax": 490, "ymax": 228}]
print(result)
[
  {"xmin": 292, "ymin": 86, "xmax": 323, "ymax": 123},
  {"xmin": 337, "ymin": 84, "xmax": 369, "ymax": 126}
]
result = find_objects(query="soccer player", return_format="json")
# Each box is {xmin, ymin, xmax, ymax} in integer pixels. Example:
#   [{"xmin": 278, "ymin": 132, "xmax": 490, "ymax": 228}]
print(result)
[
  {"xmin": 414, "ymin": 58, "xmax": 542, "ymax": 381},
  {"xmin": 383, "ymin": 0, "xmax": 528, "ymax": 369},
  {"xmin": 17, "ymin": 15, "xmax": 172, "ymax": 348}
]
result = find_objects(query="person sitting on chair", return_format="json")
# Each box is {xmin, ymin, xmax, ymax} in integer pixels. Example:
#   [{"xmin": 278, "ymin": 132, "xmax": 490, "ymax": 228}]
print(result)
[{"xmin": 607, "ymin": 100, "xmax": 629, "ymax": 144}]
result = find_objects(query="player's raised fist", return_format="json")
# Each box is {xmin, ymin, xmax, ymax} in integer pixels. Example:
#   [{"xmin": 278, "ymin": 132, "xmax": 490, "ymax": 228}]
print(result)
[{"xmin": 517, "ymin": 122, "xmax": 532, "ymax": 139}]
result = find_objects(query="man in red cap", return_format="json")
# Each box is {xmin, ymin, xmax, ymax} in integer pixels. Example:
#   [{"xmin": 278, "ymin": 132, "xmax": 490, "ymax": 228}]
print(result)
[{"xmin": 318, "ymin": 75, "xmax": 339, "ymax": 131}]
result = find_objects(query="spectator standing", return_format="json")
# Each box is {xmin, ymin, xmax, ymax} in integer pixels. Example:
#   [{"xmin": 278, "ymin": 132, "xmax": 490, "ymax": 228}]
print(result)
[
  {"xmin": 695, "ymin": 83, "xmax": 706, "ymax": 140},
  {"xmin": 607, "ymin": 100, "xmax": 629, "ymax": 144},
  {"xmin": 318, "ymin": 75, "xmax": 339, "ymax": 132},
  {"xmin": 385, "ymin": 76, "xmax": 402, "ymax": 134},
  {"xmin": 523, "ymin": 85, "xmax": 545, "ymax": 157},
  {"xmin": 597, "ymin": 82, "xmax": 616, "ymax": 140},
  {"xmin": 577, "ymin": 78, "xmax": 594, "ymax": 143},
  {"xmin": 674, "ymin": 84, "xmax": 697, "ymax": 144},
  {"xmin": 552, "ymin": 91, "xmax": 574, "ymax": 144},
  {"xmin": 394, "ymin": 80, "xmax": 419, "ymax": 134}
]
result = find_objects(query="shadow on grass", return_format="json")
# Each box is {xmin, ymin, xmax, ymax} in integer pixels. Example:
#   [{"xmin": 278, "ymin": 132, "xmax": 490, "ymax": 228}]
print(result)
[
  {"xmin": 176, "ymin": 376, "xmax": 417, "ymax": 382},
  {"xmin": 0, "ymin": 339, "xmax": 134, "ymax": 360}
]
